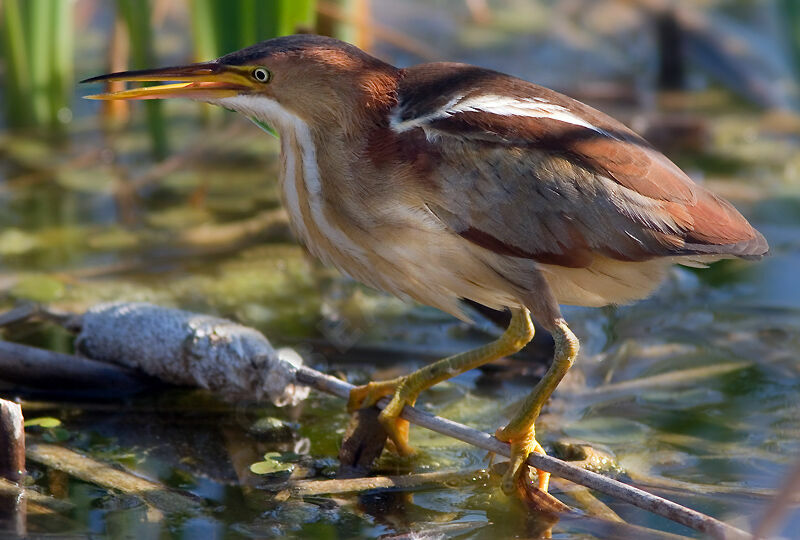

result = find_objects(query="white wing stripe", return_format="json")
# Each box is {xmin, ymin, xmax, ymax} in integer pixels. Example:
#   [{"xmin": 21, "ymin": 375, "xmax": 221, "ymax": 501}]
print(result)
[
  {"xmin": 389, "ymin": 94, "xmax": 462, "ymax": 133},
  {"xmin": 391, "ymin": 94, "xmax": 613, "ymax": 138}
]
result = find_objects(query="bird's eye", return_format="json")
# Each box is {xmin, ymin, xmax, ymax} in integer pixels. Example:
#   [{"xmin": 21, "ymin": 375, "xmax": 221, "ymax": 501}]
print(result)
[{"xmin": 252, "ymin": 67, "xmax": 271, "ymax": 83}]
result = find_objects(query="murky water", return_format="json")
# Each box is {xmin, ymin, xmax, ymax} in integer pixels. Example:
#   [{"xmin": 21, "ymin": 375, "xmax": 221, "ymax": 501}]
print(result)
[{"xmin": 1, "ymin": 1, "xmax": 799, "ymax": 538}]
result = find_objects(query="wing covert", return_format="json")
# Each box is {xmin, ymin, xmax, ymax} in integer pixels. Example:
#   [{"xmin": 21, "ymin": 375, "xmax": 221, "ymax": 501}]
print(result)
[{"xmin": 393, "ymin": 63, "xmax": 767, "ymax": 266}]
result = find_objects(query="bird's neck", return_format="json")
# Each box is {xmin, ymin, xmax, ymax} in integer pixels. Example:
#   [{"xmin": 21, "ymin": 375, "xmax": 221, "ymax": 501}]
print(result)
[
  {"xmin": 215, "ymin": 69, "xmax": 400, "ymax": 267},
  {"xmin": 269, "ymin": 100, "xmax": 374, "ymax": 273}
]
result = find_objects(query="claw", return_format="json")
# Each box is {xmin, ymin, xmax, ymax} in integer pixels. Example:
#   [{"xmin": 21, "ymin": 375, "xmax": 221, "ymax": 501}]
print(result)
[
  {"xmin": 379, "ymin": 411, "xmax": 415, "ymax": 456},
  {"xmin": 495, "ymin": 427, "xmax": 550, "ymax": 494},
  {"xmin": 377, "ymin": 384, "xmax": 418, "ymax": 456},
  {"xmin": 514, "ymin": 472, "xmax": 569, "ymax": 516}
]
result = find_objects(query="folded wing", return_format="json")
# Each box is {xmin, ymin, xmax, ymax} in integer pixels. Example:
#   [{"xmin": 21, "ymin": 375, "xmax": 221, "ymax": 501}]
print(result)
[{"xmin": 392, "ymin": 63, "xmax": 768, "ymax": 268}]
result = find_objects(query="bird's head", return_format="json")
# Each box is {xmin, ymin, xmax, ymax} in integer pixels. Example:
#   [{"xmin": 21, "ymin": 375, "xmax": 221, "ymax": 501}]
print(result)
[{"xmin": 83, "ymin": 34, "xmax": 398, "ymax": 134}]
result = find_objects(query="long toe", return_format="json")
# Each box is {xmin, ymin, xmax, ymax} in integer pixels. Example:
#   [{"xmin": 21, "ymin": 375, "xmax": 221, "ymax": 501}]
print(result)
[
  {"xmin": 496, "ymin": 428, "xmax": 550, "ymax": 494},
  {"xmin": 378, "ymin": 411, "xmax": 415, "ymax": 456},
  {"xmin": 377, "ymin": 389, "xmax": 418, "ymax": 456}
]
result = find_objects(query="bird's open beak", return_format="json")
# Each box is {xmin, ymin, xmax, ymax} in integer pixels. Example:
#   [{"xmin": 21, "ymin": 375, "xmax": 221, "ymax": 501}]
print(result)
[{"xmin": 81, "ymin": 62, "xmax": 253, "ymax": 101}]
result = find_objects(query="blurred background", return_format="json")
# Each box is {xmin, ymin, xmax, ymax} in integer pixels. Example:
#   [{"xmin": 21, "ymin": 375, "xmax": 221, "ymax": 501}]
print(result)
[{"xmin": 1, "ymin": 0, "xmax": 799, "ymax": 538}]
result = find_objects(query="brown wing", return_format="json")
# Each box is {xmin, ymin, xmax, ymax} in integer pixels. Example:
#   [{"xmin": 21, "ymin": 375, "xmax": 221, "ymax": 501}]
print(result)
[{"xmin": 393, "ymin": 63, "xmax": 768, "ymax": 267}]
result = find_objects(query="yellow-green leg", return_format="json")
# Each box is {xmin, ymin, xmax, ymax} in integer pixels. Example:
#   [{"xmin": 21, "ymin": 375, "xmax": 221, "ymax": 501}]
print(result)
[
  {"xmin": 348, "ymin": 308, "xmax": 535, "ymax": 457},
  {"xmin": 495, "ymin": 318, "xmax": 580, "ymax": 494}
]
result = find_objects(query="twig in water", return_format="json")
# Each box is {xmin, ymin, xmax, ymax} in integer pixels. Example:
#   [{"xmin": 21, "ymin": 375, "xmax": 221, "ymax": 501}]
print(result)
[
  {"xmin": 0, "ymin": 477, "xmax": 79, "ymax": 531},
  {"xmin": 284, "ymin": 469, "xmax": 490, "ymax": 498},
  {"xmin": 294, "ymin": 366, "xmax": 751, "ymax": 540},
  {"xmin": 552, "ymin": 478, "xmax": 624, "ymax": 524},
  {"xmin": 26, "ymin": 442, "xmax": 204, "ymax": 515},
  {"xmin": 0, "ymin": 478, "xmax": 73, "ymax": 514}
]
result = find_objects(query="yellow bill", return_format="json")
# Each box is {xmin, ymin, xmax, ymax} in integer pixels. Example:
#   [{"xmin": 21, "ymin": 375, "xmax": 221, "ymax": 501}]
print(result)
[{"xmin": 81, "ymin": 62, "xmax": 255, "ymax": 101}]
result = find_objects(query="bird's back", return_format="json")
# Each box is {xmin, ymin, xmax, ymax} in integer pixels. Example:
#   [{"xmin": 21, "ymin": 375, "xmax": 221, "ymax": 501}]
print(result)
[{"xmin": 390, "ymin": 63, "xmax": 768, "ymax": 267}]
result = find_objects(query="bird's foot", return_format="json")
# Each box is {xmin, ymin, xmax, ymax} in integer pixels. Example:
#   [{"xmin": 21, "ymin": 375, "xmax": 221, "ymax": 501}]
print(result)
[
  {"xmin": 495, "ymin": 425, "xmax": 550, "ymax": 494},
  {"xmin": 347, "ymin": 378, "xmax": 401, "ymax": 411},
  {"xmin": 348, "ymin": 376, "xmax": 417, "ymax": 456}
]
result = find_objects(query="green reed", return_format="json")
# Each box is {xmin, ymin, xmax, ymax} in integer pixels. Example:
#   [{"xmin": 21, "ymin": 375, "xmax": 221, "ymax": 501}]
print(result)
[
  {"xmin": 0, "ymin": 0, "xmax": 74, "ymax": 133},
  {"xmin": 1, "ymin": 0, "xmax": 320, "ymax": 144},
  {"xmin": 190, "ymin": 0, "xmax": 317, "ymax": 61},
  {"xmin": 116, "ymin": 0, "xmax": 169, "ymax": 158}
]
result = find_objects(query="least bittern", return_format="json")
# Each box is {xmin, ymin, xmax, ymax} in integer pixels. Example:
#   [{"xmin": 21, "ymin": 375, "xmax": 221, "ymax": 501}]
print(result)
[{"xmin": 83, "ymin": 35, "xmax": 767, "ymax": 495}]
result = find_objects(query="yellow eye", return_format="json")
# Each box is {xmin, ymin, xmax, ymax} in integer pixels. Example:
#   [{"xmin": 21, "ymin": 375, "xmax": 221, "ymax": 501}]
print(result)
[{"xmin": 252, "ymin": 67, "xmax": 271, "ymax": 83}]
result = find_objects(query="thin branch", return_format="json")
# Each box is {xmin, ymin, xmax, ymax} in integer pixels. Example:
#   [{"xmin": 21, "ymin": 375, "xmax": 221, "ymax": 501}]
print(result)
[
  {"xmin": 0, "ymin": 478, "xmax": 74, "ymax": 514},
  {"xmin": 295, "ymin": 366, "xmax": 751, "ymax": 540},
  {"xmin": 26, "ymin": 442, "xmax": 204, "ymax": 515},
  {"xmin": 285, "ymin": 469, "xmax": 488, "ymax": 498},
  {"xmin": 554, "ymin": 478, "xmax": 624, "ymax": 524}
]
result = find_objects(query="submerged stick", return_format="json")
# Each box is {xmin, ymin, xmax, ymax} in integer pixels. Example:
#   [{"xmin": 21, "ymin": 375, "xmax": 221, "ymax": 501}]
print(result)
[
  {"xmin": 553, "ymin": 479, "xmax": 624, "ymax": 524},
  {"xmin": 0, "ymin": 478, "xmax": 73, "ymax": 514},
  {"xmin": 294, "ymin": 366, "xmax": 750, "ymax": 540},
  {"xmin": 286, "ymin": 469, "xmax": 490, "ymax": 497},
  {"xmin": 0, "ymin": 477, "xmax": 78, "ymax": 531},
  {"xmin": 26, "ymin": 443, "xmax": 203, "ymax": 515}
]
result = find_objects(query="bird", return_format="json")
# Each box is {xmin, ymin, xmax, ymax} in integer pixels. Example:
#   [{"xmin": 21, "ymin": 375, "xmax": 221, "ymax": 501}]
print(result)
[{"xmin": 83, "ymin": 34, "xmax": 768, "ymax": 496}]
